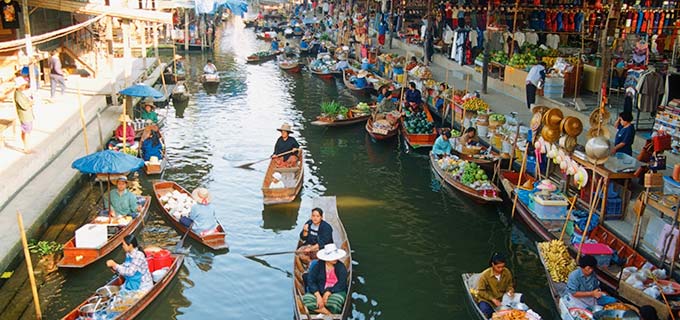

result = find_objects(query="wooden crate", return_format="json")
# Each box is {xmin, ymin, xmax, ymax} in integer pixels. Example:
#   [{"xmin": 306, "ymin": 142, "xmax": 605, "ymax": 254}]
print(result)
[{"xmin": 503, "ymin": 66, "xmax": 528, "ymax": 89}]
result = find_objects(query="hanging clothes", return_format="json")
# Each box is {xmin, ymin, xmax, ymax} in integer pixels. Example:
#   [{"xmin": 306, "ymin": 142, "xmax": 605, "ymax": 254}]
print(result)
[{"xmin": 638, "ymin": 71, "xmax": 665, "ymax": 113}]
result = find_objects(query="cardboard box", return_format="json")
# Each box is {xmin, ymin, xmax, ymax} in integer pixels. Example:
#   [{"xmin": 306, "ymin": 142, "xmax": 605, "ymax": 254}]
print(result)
[
  {"xmin": 75, "ymin": 224, "xmax": 108, "ymax": 248},
  {"xmin": 504, "ymin": 66, "xmax": 528, "ymax": 89}
]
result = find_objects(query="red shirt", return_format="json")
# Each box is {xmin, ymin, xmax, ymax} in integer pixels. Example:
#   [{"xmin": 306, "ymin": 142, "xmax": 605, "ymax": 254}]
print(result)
[{"xmin": 115, "ymin": 124, "xmax": 135, "ymax": 144}]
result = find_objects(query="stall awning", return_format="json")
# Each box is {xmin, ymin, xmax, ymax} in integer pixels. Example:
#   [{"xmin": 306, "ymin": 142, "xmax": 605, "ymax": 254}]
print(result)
[{"xmin": 27, "ymin": 0, "xmax": 173, "ymax": 24}]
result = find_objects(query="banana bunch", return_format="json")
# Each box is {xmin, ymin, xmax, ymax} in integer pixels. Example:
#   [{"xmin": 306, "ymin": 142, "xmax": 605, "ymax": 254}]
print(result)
[
  {"xmin": 538, "ymin": 240, "xmax": 576, "ymax": 283},
  {"xmin": 541, "ymin": 57, "xmax": 579, "ymax": 67},
  {"xmin": 462, "ymin": 98, "xmax": 489, "ymax": 112}
]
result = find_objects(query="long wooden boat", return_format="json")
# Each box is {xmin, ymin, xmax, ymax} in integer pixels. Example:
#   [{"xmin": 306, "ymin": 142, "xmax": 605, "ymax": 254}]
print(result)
[
  {"xmin": 311, "ymin": 108, "xmax": 371, "ymax": 127},
  {"xmin": 279, "ymin": 60, "xmax": 302, "ymax": 73},
  {"xmin": 365, "ymin": 117, "xmax": 399, "ymax": 141},
  {"xmin": 171, "ymin": 81, "xmax": 190, "ymax": 106},
  {"xmin": 152, "ymin": 181, "xmax": 228, "ymax": 250},
  {"xmin": 247, "ymin": 51, "xmax": 281, "ymax": 63},
  {"xmin": 461, "ymin": 273, "xmax": 489, "ymax": 320},
  {"xmin": 310, "ymin": 68, "xmax": 340, "ymax": 79},
  {"xmin": 150, "ymin": 83, "xmax": 173, "ymax": 108},
  {"xmin": 535, "ymin": 242, "xmax": 587, "ymax": 320},
  {"xmin": 261, "ymin": 149, "xmax": 304, "ymax": 205},
  {"xmin": 452, "ymin": 148, "xmax": 501, "ymax": 172},
  {"xmin": 256, "ymin": 33, "xmax": 275, "ymax": 41},
  {"xmin": 342, "ymin": 69, "xmax": 372, "ymax": 96},
  {"xmin": 293, "ymin": 196, "xmax": 352, "ymax": 320},
  {"xmin": 58, "ymin": 196, "xmax": 151, "ymax": 268},
  {"xmin": 61, "ymin": 252, "xmax": 184, "ymax": 320},
  {"xmin": 499, "ymin": 169, "xmax": 536, "ymax": 199},
  {"xmin": 429, "ymin": 153, "xmax": 502, "ymax": 204},
  {"xmin": 400, "ymin": 108, "xmax": 437, "ymax": 149},
  {"xmin": 244, "ymin": 19, "xmax": 257, "ymax": 28},
  {"xmin": 139, "ymin": 131, "xmax": 166, "ymax": 176}
]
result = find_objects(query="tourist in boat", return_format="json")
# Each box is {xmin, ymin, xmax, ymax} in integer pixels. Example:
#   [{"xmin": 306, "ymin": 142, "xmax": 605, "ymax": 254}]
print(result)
[
  {"xmin": 475, "ymin": 253, "xmax": 515, "ymax": 318},
  {"xmin": 297, "ymin": 207, "xmax": 334, "ymax": 262},
  {"xmin": 612, "ymin": 112, "xmax": 635, "ymax": 156},
  {"xmin": 106, "ymin": 235, "xmax": 153, "ymax": 292},
  {"xmin": 352, "ymin": 70, "xmax": 369, "ymax": 89},
  {"xmin": 189, "ymin": 187, "xmax": 219, "ymax": 236},
  {"xmin": 405, "ymin": 56, "xmax": 419, "ymax": 71},
  {"xmin": 432, "ymin": 131, "xmax": 452, "ymax": 157},
  {"xmin": 140, "ymin": 99, "xmax": 159, "ymax": 124},
  {"xmin": 203, "ymin": 60, "xmax": 217, "ymax": 74},
  {"xmin": 109, "ymin": 114, "xmax": 136, "ymax": 149},
  {"xmin": 106, "ymin": 176, "xmax": 141, "ymax": 218},
  {"xmin": 404, "ymin": 82, "xmax": 422, "ymax": 112},
  {"xmin": 564, "ymin": 255, "xmax": 611, "ymax": 309},
  {"xmin": 459, "ymin": 127, "xmax": 479, "ymax": 147},
  {"xmin": 302, "ymin": 243, "xmax": 348, "ymax": 315},
  {"xmin": 140, "ymin": 127, "xmax": 163, "ymax": 162},
  {"xmin": 272, "ymin": 123, "xmax": 300, "ymax": 167},
  {"xmin": 271, "ymin": 38, "xmax": 280, "ymax": 51},
  {"xmin": 269, "ymin": 172, "xmax": 286, "ymax": 189}
]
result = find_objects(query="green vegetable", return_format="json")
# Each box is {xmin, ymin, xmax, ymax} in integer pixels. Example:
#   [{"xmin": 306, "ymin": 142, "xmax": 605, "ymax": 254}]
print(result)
[
  {"xmin": 28, "ymin": 240, "xmax": 63, "ymax": 257},
  {"xmin": 320, "ymin": 101, "xmax": 342, "ymax": 117}
]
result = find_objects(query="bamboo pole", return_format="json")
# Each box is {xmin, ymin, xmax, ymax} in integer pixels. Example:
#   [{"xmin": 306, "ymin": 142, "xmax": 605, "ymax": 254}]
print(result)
[
  {"xmin": 17, "ymin": 211, "xmax": 42, "ymax": 319},
  {"xmin": 184, "ymin": 9, "xmax": 189, "ymax": 52},
  {"xmin": 122, "ymin": 98, "xmax": 127, "ymax": 150},
  {"xmin": 76, "ymin": 79, "xmax": 90, "ymax": 154},
  {"xmin": 559, "ymin": 196, "xmax": 578, "ymax": 242},
  {"xmin": 159, "ymin": 58, "xmax": 168, "ymax": 97},
  {"xmin": 576, "ymin": 179, "xmax": 604, "ymax": 263},
  {"xmin": 172, "ymin": 46, "xmax": 178, "ymax": 83},
  {"xmin": 507, "ymin": 121, "xmax": 520, "ymax": 170},
  {"xmin": 667, "ymin": 202, "xmax": 680, "ymax": 277},
  {"xmin": 631, "ymin": 188, "xmax": 648, "ymax": 248},
  {"xmin": 510, "ymin": 142, "xmax": 530, "ymax": 218}
]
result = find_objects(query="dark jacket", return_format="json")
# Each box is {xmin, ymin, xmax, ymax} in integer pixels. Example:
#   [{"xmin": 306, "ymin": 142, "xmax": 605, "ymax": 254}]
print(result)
[
  {"xmin": 307, "ymin": 260, "xmax": 348, "ymax": 295},
  {"xmin": 299, "ymin": 220, "xmax": 333, "ymax": 247}
]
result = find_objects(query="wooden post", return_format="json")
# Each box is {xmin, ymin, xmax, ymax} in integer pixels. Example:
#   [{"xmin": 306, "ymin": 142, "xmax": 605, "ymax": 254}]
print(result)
[
  {"xmin": 559, "ymin": 196, "xmax": 578, "ymax": 242},
  {"xmin": 160, "ymin": 58, "xmax": 168, "ymax": 96},
  {"xmin": 17, "ymin": 211, "xmax": 42, "ymax": 320},
  {"xmin": 507, "ymin": 122, "xmax": 520, "ymax": 170},
  {"xmin": 577, "ymin": 178, "xmax": 604, "ymax": 263},
  {"xmin": 21, "ymin": 0, "xmax": 34, "ymax": 93},
  {"xmin": 153, "ymin": 23, "xmax": 159, "ymax": 59},
  {"xmin": 508, "ymin": 0, "xmax": 520, "ymax": 57},
  {"xmin": 172, "ymin": 46, "xmax": 178, "ymax": 83},
  {"xmin": 510, "ymin": 142, "xmax": 529, "ymax": 218},
  {"xmin": 122, "ymin": 99, "xmax": 127, "ymax": 150},
  {"xmin": 76, "ymin": 79, "xmax": 90, "ymax": 154},
  {"xmin": 184, "ymin": 9, "xmax": 189, "ymax": 52},
  {"xmin": 141, "ymin": 21, "xmax": 148, "ymax": 70}
]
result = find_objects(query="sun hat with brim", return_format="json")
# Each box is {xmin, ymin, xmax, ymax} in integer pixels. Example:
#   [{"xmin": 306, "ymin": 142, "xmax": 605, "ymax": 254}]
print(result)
[
  {"xmin": 532, "ymin": 105, "xmax": 550, "ymax": 115},
  {"xmin": 272, "ymin": 172, "xmax": 282, "ymax": 180},
  {"xmin": 117, "ymin": 176, "xmax": 128, "ymax": 182},
  {"xmin": 277, "ymin": 123, "xmax": 294, "ymax": 133},
  {"xmin": 542, "ymin": 108, "xmax": 563, "ymax": 129},
  {"xmin": 148, "ymin": 156, "xmax": 161, "ymax": 165},
  {"xmin": 530, "ymin": 112, "xmax": 543, "ymax": 131},
  {"xmin": 541, "ymin": 126, "xmax": 560, "ymax": 143},
  {"xmin": 118, "ymin": 114, "xmax": 133, "ymax": 123},
  {"xmin": 357, "ymin": 70, "xmax": 369, "ymax": 78},
  {"xmin": 561, "ymin": 116, "xmax": 583, "ymax": 137},
  {"xmin": 317, "ymin": 243, "xmax": 347, "ymax": 261},
  {"xmin": 192, "ymin": 187, "xmax": 212, "ymax": 205}
]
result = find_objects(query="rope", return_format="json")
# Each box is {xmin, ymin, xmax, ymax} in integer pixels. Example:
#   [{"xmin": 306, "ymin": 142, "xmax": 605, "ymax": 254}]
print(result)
[{"xmin": 0, "ymin": 14, "xmax": 105, "ymax": 53}]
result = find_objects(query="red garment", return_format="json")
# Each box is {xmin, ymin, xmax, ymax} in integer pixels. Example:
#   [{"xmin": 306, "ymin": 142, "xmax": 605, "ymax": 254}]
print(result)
[
  {"xmin": 641, "ymin": 11, "xmax": 649, "ymax": 34},
  {"xmin": 533, "ymin": 0, "xmax": 540, "ymax": 7},
  {"xmin": 445, "ymin": 5, "xmax": 453, "ymax": 19},
  {"xmin": 658, "ymin": 12, "xmax": 664, "ymax": 35},
  {"xmin": 589, "ymin": 13, "xmax": 596, "ymax": 33},
  {"xmin": 115, "ymin": 124, "xmax": 135, "ymax": 144}
]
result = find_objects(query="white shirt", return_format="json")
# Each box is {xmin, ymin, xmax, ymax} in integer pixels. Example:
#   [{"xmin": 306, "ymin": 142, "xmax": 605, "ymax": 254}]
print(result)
[
  {"xmin": 203, "ymin": 64, "xmax": 217, "ymax": 74},
  {"xmin": 525, "ymin": 64, "xmax": 545, "ymax": 86},
  {"xmin": 269, "ymin": 180, "xmax": 285, "ymax": 189}
]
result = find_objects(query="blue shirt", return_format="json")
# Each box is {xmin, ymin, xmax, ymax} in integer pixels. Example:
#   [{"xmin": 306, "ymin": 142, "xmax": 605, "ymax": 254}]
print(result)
[
  {"xmin": 405, "ymin": 89, "xmax": 422, "ymax": 104},
  {"xmin": 271, "ymin": 41, "xmax": 279, "ymax": 51},
  {"xmin": 353, "ymin": 77, "xmax": 368, "ymax": 89},
  {"xmin": 361, "ymin": 62, "xmax": 372, "ymax": 70},
  {"xmin": 189, "ymin": 203, "xmax": 218, "ymax": 233},
  {"xmin": 335, "ymin": 60, "xmax": 349, "ymax": 71},
  {"xmin": 432, "ymin": 136, "xmax": 452, "ymax": 156},
  {"xmin": 141, "ymin": 138, "xmax": 163, "ymax": 161},
  {"xmin": 566, "ymin": 268, "xmax": 600, "ymax": 294},
  {"xmin": 614, "ymin": 123, "xmax": 635, "ymax": 156},
  {"xmin": 300, "ymin": 40, "xmax": 309, "ymax": 49}
]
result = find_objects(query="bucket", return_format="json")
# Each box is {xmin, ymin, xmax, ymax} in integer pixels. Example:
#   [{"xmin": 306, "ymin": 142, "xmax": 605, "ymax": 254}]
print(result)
[{"xmin": 154, "ymin": 249, "xmax": 172, "ymax": 269}]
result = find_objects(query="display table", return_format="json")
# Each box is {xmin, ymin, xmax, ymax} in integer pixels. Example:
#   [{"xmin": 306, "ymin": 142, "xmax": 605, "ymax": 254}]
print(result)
[
  {"xmin": 489, "ymin": 62, "xmax": 505, "ymax": 81},
  {"xmin": 573, "ymin": 154, "xmax": 636, "ymax": 219}
]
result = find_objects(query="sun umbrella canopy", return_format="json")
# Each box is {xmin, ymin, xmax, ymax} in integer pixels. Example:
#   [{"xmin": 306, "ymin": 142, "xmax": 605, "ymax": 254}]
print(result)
[
  {"xmin": 72, "ymin": 150, "xmax": 144, "ymax": 174},
  {"xmin": 119, "ymin": 83, "xmax": 164, "ymax": 99}
]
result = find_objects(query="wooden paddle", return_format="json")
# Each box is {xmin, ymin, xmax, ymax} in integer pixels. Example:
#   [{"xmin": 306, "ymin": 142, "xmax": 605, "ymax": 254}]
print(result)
[
  {"xmin": 175, "ymin": 222, "xmax": 193, "ymax": 253},
  {"xmin": 235, "ymin": 149, "xmax": 298, "ymax": 169},
  {"xmin": 243, "ymin": 250, "xmax": 296, "ymax": 258}
]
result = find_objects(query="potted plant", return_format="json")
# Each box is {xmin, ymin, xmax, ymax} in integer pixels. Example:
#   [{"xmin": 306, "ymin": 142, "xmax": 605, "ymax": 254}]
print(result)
[{"xmin": 28, "ymin": 240, "xmax": 63, "ymax": 274}]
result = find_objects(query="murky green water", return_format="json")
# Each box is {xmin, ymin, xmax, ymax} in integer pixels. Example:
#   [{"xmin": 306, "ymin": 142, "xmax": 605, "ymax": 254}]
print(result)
[{"xmin": 39, "ymin": 21, "xmax": 558, "ymax": 319}]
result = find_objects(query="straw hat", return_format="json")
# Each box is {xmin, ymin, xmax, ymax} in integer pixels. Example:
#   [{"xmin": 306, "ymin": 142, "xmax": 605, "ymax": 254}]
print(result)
[
  {"xmin": 317, "ymin": 243, "xmax": 347, "ymax": 261},
  {"xmin": 277, "ymin": 123, "xmax": 294, "ymax": 133},
  {"xmin": 542, "ymin": 108, "xmax": 563, "ymax": 128},
  {"xmin": 118, "ymin": 114, "xmax": 132, "ymax": 123},
  {"xmin": 148, "ymin": 156, "xmax": 161, "ymax": 165},
  {"xmin": 357, "ymin": 70, "xmax": 369, "ymax": 78},
  {"xmin": 192, "ymin": 187, "xmax": 212, "ymax": 205},
  {"xmin": 561, "ymin": 116, "xmax": 583, "ymax": 137},
  {"xmin": 532, "ymin": 105, "xmax": 550, "ymax": 115},
  {"xmin": 117, "ymin": 176, "xmax": 128, "ymax": 183},
  {"xmin": 530, "ymin": 112, "xmax": 543, "ymax": 131},
  {"xmin": 541, "ymin": 126, "xmax": 560, "ymax": 143}
]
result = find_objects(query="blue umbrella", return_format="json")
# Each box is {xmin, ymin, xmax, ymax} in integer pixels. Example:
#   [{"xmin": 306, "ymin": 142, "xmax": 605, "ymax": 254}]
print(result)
[
  {"xmin": 72, "ymin": 150, "xmax": 144, "ymax": 174},
  {"xmin": 119, "ymin": 83, "xmax": 163, "ymax": 99}
]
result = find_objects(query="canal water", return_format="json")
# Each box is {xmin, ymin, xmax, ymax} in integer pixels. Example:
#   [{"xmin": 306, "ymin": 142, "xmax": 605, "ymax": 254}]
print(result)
[{"xmin": 39, "ymin": 21, "xmax": 557, "ymax": 319}]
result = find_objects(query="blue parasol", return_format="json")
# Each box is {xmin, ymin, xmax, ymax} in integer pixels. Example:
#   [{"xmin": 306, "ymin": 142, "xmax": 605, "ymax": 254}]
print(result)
[
  {"xmin": 119, "ymin": 83, "xmax": 163, "ymax": 99},
  {"xmin": 72, "ymin": 150, "xmax": 144, "ymax": 174}
]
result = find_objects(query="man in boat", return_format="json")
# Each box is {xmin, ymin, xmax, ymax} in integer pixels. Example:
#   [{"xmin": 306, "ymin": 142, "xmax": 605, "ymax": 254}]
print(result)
[
  {"xmin": 435, "ymin": 83, "xmax": 451, "ymax": 115},
  {"xmin": 432, "ymin": 130, "xmax": 452, "ymax": 157},
  {"xmin": 284, "ymin": 42, "xmax": 295, "ymax": 57},
  {"xmin": 404, "ymin": 82, "xmax": 422, "ymax": 112},
  {"xmin": 272, "ymin": 123, "xmax": 300, "ymax": 167},
  {"xmin": 475, "ymin": 253, "xmax": 515, "ymax": 318},
  {"xmin": 302, "ymin": 244, "xmax": 348, "ymax": 315},
  {"xmin": 189, "ymin": 188, "xmax": 220, "ymax": 236},
  {"xmin": 269, "ymin": 172, "xmax": 285, "ymax": 189},
  {"xmin": 141, "ymin": 99, "xmax": 159, "ymax": 124},
  {"xmin": 106, "ymin": 235, "xmax": 153, "ymax": 292},
  {"xmin": 563, "ymin": 255, "xmax": 610, "ymax": 310},
  {"xmin": 106, "ymin": 176, "xmax": 142, "ymax": 218},
  {"xmin": 203, "ymin": 59, "xmax": 217, "ymax": 74},
  {"xmin": 300, "ymin": 37, "xmax": 310, "ymax": 51},
  {"xmin": 373, "ymin": 88, "xmax": 397, "ymax": 122},
  {"xmin": 271, "ymin": 38, "xmax": 280, "ymax": 52},
  {"xmin": 297, "ymin": 207, "xmax": 334, "ymax": 263}
]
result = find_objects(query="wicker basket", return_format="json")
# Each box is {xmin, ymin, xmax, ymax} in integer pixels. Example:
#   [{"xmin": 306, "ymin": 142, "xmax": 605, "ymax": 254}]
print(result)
[{"xmin": 461, "ymin": 146, "xmax": 482, "ymax": 155}]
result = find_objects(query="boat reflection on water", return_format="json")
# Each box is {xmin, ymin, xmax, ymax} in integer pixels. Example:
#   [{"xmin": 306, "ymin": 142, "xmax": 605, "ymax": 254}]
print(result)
[
  {"xmin": 364, "ymin": 133, "xmax": 397, "ymax": 164},
  {"xmin": 173, "ymin": 100, "xmax": 188, "ymax": 118},
  {"xmin": 261, "ymin": 202, "xmax": 300, "ymax": 232}
]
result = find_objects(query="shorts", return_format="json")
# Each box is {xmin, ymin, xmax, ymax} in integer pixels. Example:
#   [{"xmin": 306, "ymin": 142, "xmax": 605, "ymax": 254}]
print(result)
[{"xmin": 20, "ymin": 122, "xmax": 33, "ymax": 133}]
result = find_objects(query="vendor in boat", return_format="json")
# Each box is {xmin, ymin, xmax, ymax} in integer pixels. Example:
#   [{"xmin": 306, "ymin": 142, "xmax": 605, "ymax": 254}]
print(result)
[
  {"xmin": 106, "ymin": 235, "xmax": 153, "ymax": 292},
  {"xmin": 373, "ymin": 88, "xmax": 397, "ymax": 121},
  {"xmin": 475, "ymin": 253, "xmax": 515, "ymax": 318},
  {"xmin": 432, "ymin": 130, "xmax": 452, "ymax": 157},
  {"xmin": 612, "ymin": 112, "xmax": 635, "ymax": 156},
  {"xmin": 334, "ymin": 57, "xmax": 349, "ymax": 71},
  {"xmin": 284, "ymin": 42, "xmax": 295, "ymax": 57},
  {"xmin": 189, "ymin": 188, "xmax": 219, "ymax": 236},
  {"xmin": 360, "ymin": 57, "xmax": 372, "ymax": 71},
  {"xmin": 302, "ymin": 244, "xmax": 348, "ymax": 315},
  {"xmin": 297, "ymin": 207, "xmax": 334, "ymax": 262},
  {"xmin": 564, "ymin": 255, "xmax": 609, "ymax": 309},
  {"xmin": 405, "ymin": 56, "xmax": 419, "ymax": 71},
  {"xmin": 352, "ymin": 70, "xmax": 369, "ymax": 89},
  {"xmin": 435, "ymin": 83, "xmax": 451, "ymax": 114},
  {"xmin": 271, "ymin": 38, "xmax": 280, "ymax": 51},
  {"xmin": 376, "ymin": 85, "xmax": 391, "ymax": 103},
  {"xmin": 300, "ymin": 38, "xmax": 310, "ymax": 50},
  {"xmin": 106, "ymin": 176, "xmax": 141, "ymax": 218},
  {"xmin": 272, "ymin": 123, "xmax": 300, "ymax": 167},
  {"xmin": 269, "ymin": 172, "xmax": 285, "ymax": 189},
  {"xmin": 140, "ymin": 127, "xmax": 163, "ymax": 162},
  {"xmin": 141, "ymin": 99, "xmax": 159, "ymax": 124},
  {"xmin": 459, "ymin": 127, "xmax": 480, "ymax": 147},
  {"xmin": 109, "ymin": 114, "xmax": 136, "ymax": 149},
  {"xmin": 203, "ymin": 59, "xmax": 217, "ymax": 74},
  {"xmin": 404, "ymin": 82, "xmax": 422, "ymax": 112}
]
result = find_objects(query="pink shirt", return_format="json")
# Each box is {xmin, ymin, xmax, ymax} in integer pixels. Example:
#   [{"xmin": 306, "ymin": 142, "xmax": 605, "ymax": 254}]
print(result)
[{"xmin": 324, "ymin": 267, "xmax": 338, "ymax": 289}]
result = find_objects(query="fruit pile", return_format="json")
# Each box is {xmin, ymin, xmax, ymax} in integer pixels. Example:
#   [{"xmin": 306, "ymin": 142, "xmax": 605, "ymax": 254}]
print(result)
[
  {"xmin": 355, "ymin": 102, "xmax": 371, "ymax": 114},
  {"xmin": 537, "ymin": 240, "xmax": 577, "ymax": 282},
  {"xmin": 404, "ymin": 111, "xmax": 434, "ymax": 134},
  {"xmin": 508, "ymin": 53, "xmax": 538, "ymax": 69},
  {"xmin": 439, "ymin": 159, "xmax": 492, "ymax": 189},
  {"xmin": 252, "ymin": 51, "xmax": 274, "ymax": 57},
  {"xmin": 489, "ymin": 114, "xmax": 506, "ymax": 123},
  {"xmin": 458, "ymin": 162, "xmax": 489, "ymax": 186},
  {"xmin": 462, "ymin": 97, "xmax": 489, "ymax": 112},
  {"xmin": 491, "ymin": 51, "xmax": 508, "ymax": 64}
]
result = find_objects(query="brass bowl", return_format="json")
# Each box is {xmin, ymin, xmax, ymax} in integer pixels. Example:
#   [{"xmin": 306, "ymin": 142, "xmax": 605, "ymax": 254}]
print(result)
[
  {"xmin": 543, "ymin": 108, "xmax": 564, "ymax": 129},
  {"xmin": 541, "ymin": 126, "xmax": 561, "ymax": 143},
  {"xmin": 561, "ymin": 116, "xmax": 583, "ymax": 137}
]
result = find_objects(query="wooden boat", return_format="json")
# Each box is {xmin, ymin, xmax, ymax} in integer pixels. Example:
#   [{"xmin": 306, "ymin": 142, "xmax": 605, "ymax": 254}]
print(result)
[
  {"xmin": 365, "ymin": 117, "xmax": 399, "ymax": 141},
  {"xmin": 58, "ymin": 196, "xmax": 151, "ymax": 268},
  {"xmin": 152, "ymin": 181, "xmax": 228, "ymax": 250},
  {"xmin": 535, "ymin": 242, "xmax": 584, "ymax": 320},
  {"xmin": 244, "ymin": 19, "xmax": 257, "ymax": 28},
  {"xmin": 461, "ymin": 273, "xmax": 488, "ymax": 320},
  {"xmin": 279, "ymin": 60, "xmax": 302, "ymax": 73},
  {"xmin": 139, "ymin": 130, "xmax": 166, "ymax": 175},
  {"xmin": 429, "ymin": 153, "xmax": 502, "ymax": 204},
  {"xmin": 400, "ymin": 108, "xmax": 437, "ymax": 149},
  {"xmin": 61, "ymin": 252, "xmax": 184, "ymax": 320},
  {"xmin": 256, "ymin": 33, "xmax": 275, "ymax": 41},
  {"xmin": 247, "ymin": 51, "xmax": 281, "ymax": 63},
  {"xmin": 293, "ymin": 196, "xmax": 352, "ymax": 320},
  {"xmin": 261, "ymin": 149, "xmax": 304, "ymax": 205},
  {"xmin": 498, "ymin": 169, "xmax": 536, "ymax": 199},
  {"xmin": 150, "ymin": 83, "xmax": 173, "ymax": 108},
  {"xmin": 311, "ymin": 109, "xmax": 371, "ymax": 127},
  {"xmin": 299, "ymin": 46, "xmax": 311, "ymax": 56},
  {"xmin": 342, "ymin": 69, "xmax": 372, "ymax": 96},
  {"xmin": 171, "ymin": 81, "xmax": 190, "ymax": 106},
  {"xmin": 452, "ymin": 149, "xmax": 500, "ymax": 172}
]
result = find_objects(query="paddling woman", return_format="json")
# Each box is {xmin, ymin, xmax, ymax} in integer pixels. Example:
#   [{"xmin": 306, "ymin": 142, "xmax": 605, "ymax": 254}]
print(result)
[
  {"xmin": 296, "ymin": 207, "xmax": 333, "ymax": 263},
  {"xmin": 272, "ymin": 123, "xmax": 300, "ymax": 167},
  {"xmin": 475, "ymin": 253, "xmax": 515, "ymax": 318},
  {"xmin": 106, "ymin": 235, "xmax": 153, "ymax": 292}
]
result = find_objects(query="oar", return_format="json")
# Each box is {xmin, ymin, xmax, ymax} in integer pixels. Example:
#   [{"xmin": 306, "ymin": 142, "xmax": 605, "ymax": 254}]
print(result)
[
  {"xmin": 235, "ymin": 149, "xmax": 298, "ymax": 169},
  {"xmin": 175, "ymin": 223, "xmax": 193, "ymax": 253},
  {"xmin": 243, "ymin": 250, "xmax": 296, "ymax": 258}
]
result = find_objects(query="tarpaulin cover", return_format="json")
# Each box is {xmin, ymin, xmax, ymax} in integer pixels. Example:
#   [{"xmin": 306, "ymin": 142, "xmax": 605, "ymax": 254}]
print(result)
[{"xmin": 72, "ymin": 150, "xmax": 144, "ymax": 174}]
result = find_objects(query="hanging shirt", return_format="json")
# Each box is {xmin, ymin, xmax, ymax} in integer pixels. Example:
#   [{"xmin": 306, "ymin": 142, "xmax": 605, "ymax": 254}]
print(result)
[{"xmin": 0, "ymin": 1, "xmax": 20, "ymax": 29}]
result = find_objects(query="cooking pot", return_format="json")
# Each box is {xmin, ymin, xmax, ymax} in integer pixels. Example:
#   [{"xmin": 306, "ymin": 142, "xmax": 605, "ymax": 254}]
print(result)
[
  {"xmin": 585, "ymin": 136, "xmax": 611, "ymax": 164},
  {"xmin": 79, "ymin": 300, "xmax": 109, "ymax": 318},
  {"xmin": 95, "ymin": 285, "xmax": 120, "ymax": 298},
  {"xmin": 593, "ymin": 309, "xmax": 639, "ymax": 320}
]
